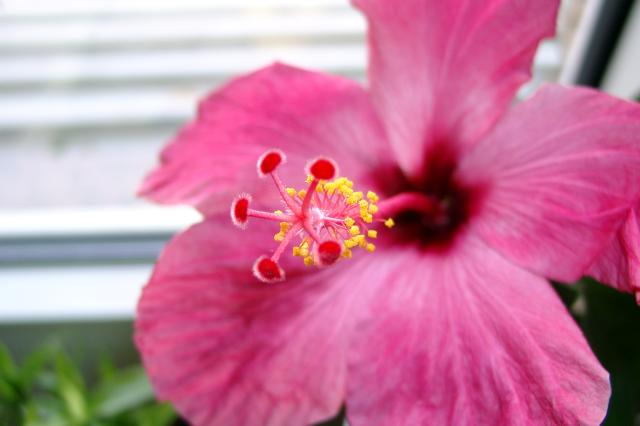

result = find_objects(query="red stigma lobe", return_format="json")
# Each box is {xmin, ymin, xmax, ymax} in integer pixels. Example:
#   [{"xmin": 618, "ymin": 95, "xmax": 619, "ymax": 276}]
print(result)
[
  {"xmin": 318, "ymin": 240, "xmax": 341, "ymax": 265},
  {"xmin": 231, "ymin": 194, "xmax": 251, "ymax": 228},
  {"xmin": 253, "ymin": 256, "xmax": 285, "ymax": 283},
  {"xmin": 308, "ymin": 157, "xmax": 337, "ymax": 180},
  {"xmin": 258, "ymin": 150, "xmax": 285, "ymax": 176}
]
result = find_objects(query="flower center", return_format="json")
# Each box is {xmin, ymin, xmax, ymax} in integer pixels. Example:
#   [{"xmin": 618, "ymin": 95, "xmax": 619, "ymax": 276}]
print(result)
[
  {"xmin": 231, "ymin": 149, "xmax": 394, "ymax": 283},
  {"xmin": 374, "ymin": 145, "xmax": 477, "ymax": 251}
]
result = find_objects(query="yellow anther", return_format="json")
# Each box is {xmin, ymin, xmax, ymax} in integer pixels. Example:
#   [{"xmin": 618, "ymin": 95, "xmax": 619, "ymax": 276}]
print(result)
[
  {"xmin": 303, "ymin": 256, "xmax": 314, "ymax": 266},
  {"xmin": 358, "ymin": 200, "xmax": 369, "ymax": 210},
  {"xmin": 325, "ymin": 183, "xmax": 336, "ymax": 196},
  {"xmin": 342, "ymin": 248, "xmax": 353, "ymax": 259},
  {"xmin": 279, "ymin": 222, "xmax": 289, "ymax": 232},
  {"xmin": 299, "ymin": 243, "xmax": 310, "ymax": 257},
  {"xmin": 353, "ymin": 235, "xmax": 365, "ymax": 244},
  {"xmin": 385, "ymin": 218, "xmax": 395, "ymax": 228},
  {"xmin": 274, "ymin": 232, "xmax": 285, "ymax": 242},
  {"xmin": 352, "ymin": 191, "xmax": 363, "ymax": 201},
  {"xmin": 367, "ymin": 191, "xmax": 379, "ymax": 203},
  {"xmin": 361, "ymin": 212, "xmax": 373, "ymax": 223},
  {"xmin": 366, "ymin": 243, "xmax": 376, "ymax": 252},
  {"xmin": 368, "ymin": 204, "xmax": 379, "ymax": 214},
  {"xmin": 349, "ymin": 225, "xmax": 360, "ymax": 236},
  {"xmin": 346, "ymin": 195, "xmax": 358, "ymax": 205},
  {"xmin": 274, "ymin": 210, "xmax": 283, "ymax": 215},
  {"xmin": 335, "ymin": 177, "xmax": 347, "ymax": 186},
  {"xmin": 292, "ymin": 246, "xmax": 301, "ymax": 256},
  {"xmin": 305, "ymin": 175, "xmax": 314, "ymax": 184},
  {"xmin": 340, "ymin": 186, "xmax": 353, "ymax": 196},
  {"xmin": 316, "ymin": 182, "xmax": 324, "ymax": 193},
  {"xmin": 298, "ymin": 189, "xmax": 307, "ymax": 199},
  {"xmin": 367, "ymin": 230, "xmax": 378, "ymax": 239},
  {"xmin": 286, "ymin": 187, "xmax": 296, "ymax": 197},
  {"xmin": 344, "ymin": 217, "xmax": 355, "ymax": 227},
  {"xmin": 345, "ymin": 179, "xmax": 354, "ymax": 188},
  {"xmin": 345, "ymin": 239, "xmax": 358, "ymax": 249}
]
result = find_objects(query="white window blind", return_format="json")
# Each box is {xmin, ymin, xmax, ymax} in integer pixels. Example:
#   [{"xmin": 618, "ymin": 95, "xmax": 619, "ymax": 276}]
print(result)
[{"xmin": 0, "ymin": 0, "xmax": 575, "ymax": 322}]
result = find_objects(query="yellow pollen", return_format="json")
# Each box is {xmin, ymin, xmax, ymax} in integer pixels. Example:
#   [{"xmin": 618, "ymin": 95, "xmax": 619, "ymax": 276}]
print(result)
[
  {"xmin": 305, "ymin": 175, "xmax": 314, "ymax": 184},
  {"xmin": 316, "ymin": 182, "xmax": 324, "ymax": 193},
  {"xmin": 280, "ymin": 222, "xmax": 289, "ymax": 232},
  {"xmin": 342, "ymin": 249, "xmax": 353, "ymax": 258},
  {"xmin": 303, "ymin": 256, "xmax": 314, "ymax": 266},
  {"xmin": 345, "ymin": 239, "xmax": 358, "ymax": 249},
  {"xmin": 340, "ymin": 186, "xmax": 353, "ymax": 196},
  {"xmin": 367, "ymin": 191, "xmax": 379, "ymax": 203},
  {"xmin": 292, "ymin": 246, "xmax": 301, "ymax": 256},
  {"xmin": 358, "ymin": 200, "xmax": 368, "ymax": 209},
  {"xmin": 366, "ymin": 243, "xmax": 376, "ymax": 252},
  {"xmin": 385, "ymin": 218, "xmax": 395, "ymax": 228},
  {"xmin": 349, "ymin": 225, "xmax": 360, "ymax": 236},
  {"xmin": 286, "ymin": 187, "xmax": 296, "ymax": 197},
  {"xmin": 274, "ymin": 210, "xmax": 283, "ymax": 215},
  {"xmin": 361, "ymin": 213, "xmax": 373, "ymax": 223},
  {"xmin": 368, "ymin": 204, "xmax": 379, "ymax": 214},
  {"xmin": 353, "ymin": 235, "xmax": 365, "ymax": 244},
  {"xmin": 298, "ymin": 189, "xmax": 307, "ymax": 199},
  {"xmin": 274, "ymin": 232, "xmax": 285, "ymax": 242},
  {"xmin": 344, "ymin": 217, "xmax": 355, "ymax": 227},
  {"xmin": 299, "ymin": 242, "xmax": 310, "ymax": 257},
  {"xmin": 367, "ymin": 230, "xmax": 378, "ymax": 239}
]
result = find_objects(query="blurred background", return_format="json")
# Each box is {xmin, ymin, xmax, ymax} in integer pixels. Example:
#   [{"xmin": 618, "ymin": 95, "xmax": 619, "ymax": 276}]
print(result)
[{"xmin": 0, "ymin": 0, "xmax": 638, "ymax": 424}]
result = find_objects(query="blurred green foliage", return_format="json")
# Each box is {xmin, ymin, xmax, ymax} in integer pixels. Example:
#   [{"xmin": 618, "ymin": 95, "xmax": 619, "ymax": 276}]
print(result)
[
  {"xmin": 554, "ymin": 279, "xmax": 640, "ymax": 426},
  {"xmin": 0, "ymin": 343, "xmax": 175, "ymax": 426},
  {"xmin": 580, "ymin": 279, "xmax": 640, "ymax": 426}
]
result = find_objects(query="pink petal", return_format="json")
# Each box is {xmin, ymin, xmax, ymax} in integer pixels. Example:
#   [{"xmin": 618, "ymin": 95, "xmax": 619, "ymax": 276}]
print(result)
[
  {"xmin": 135, "ymin": 217, "xmax": 377, "ymax": 425},
  {"xmin": 458, "ymin": 84, "xmax": 640, "ymax": 282},
  {"xmin": 587, "ymin": 208, "xmax": 640, "ymax": 302},
  {"xmin": 353, "ymin": 0, "xmax": 559, "ymax": 177},
  {"xmin": 139, "ymin": 63, "xmax": 390, "ymax": 216},
  {"xmin": 346, "ymin": 236, "xmax": 609, "ymax": 425}
]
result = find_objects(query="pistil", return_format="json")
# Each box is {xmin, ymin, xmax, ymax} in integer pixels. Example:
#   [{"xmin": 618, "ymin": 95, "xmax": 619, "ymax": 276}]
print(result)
[{"xmin": 231, "ymin": 149, "xmax": 393, "ymax": 283}]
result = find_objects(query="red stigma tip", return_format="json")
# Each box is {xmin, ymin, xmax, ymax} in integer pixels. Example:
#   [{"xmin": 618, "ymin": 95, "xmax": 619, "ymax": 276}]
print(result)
[
  {"xmin": 308, "ymin": 157, "xmax": 337, "ymax": 180},
  {"xmin": 318, "ymin": 240, "xmax": 341, "ymax": 265},
  {"xmin": 253, "ymin": 256, "xmax": 285, "ymax": 283},
  {"xmin": 258, "ymin": 149, "xmax": 285, "ymax": 176},
  {"xmin": 231, "ymin": 194, "xmax": 251, "ymax": 228}
]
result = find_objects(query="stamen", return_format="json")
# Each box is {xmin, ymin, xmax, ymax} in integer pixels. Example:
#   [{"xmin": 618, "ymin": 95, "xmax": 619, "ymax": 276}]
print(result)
[{"xmin": 233, "ymin": 149, "xmax": 389, "ymax": 282}]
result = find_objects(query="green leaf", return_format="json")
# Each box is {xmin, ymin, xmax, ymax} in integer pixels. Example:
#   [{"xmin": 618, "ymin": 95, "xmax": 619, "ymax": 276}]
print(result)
[
  {"xmin": 54, "ymin": 352, "xmax": 88, "ymax": 424},
  {"xmin": 91, "ymin": 365, "xmax": 156, "ymax": 418},
  {"xmin": 20, "ymin": 345, "xmax": 57, "ymax": 390},
  {"xmin": 131, "ymin": 403, "xmax": 176, "ymax": 426},
  {"xmin": 97, "ymin": 355, "xmax": 116, "ymax": 383}
]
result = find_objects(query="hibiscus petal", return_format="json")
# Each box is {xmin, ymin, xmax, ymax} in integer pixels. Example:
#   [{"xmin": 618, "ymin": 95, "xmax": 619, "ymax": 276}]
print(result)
[
  {"xmin": 458, "ymin": 84, "xmax": 640, "ymax": 282},
  {"xmin": 353, "ymin": 0, "xmax": 559, "ymax": 177},
  {"xmin": 139, "ymin": 63, "xmax": 389, "ymax": 216},
  {"xmin": 587, "ymin": 208, "xmax": 640, "ymax": 303},
  {"xmin": 346, "ymin": 237, "xmax": 609, "ymax": 425},
  {"xmin": 136, "ymin": 218, "xmax": 375, "ymax": 425}
]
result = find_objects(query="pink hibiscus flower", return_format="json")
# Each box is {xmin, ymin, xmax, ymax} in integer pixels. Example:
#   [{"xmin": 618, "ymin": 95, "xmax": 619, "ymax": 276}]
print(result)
[{"xmin": 135, "ymin": 0, "xmax": 640, "ymax": 424}]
